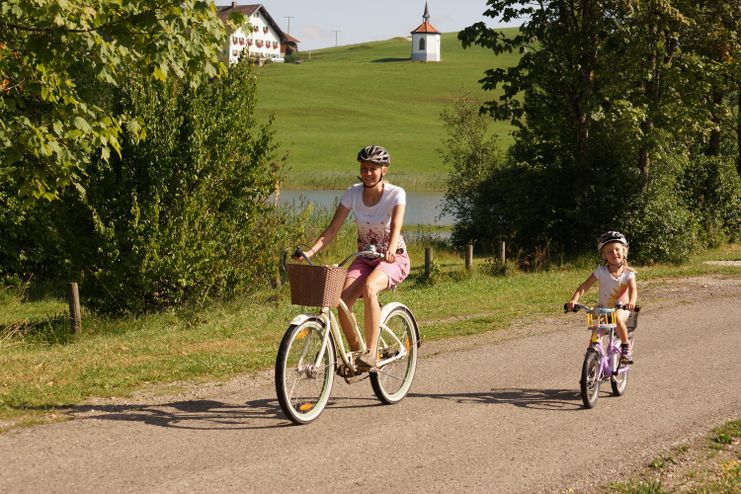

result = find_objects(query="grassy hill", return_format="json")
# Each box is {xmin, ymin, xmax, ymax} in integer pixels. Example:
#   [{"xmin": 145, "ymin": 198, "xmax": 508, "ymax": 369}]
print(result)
[{"xmin": 256, "ymin": 30, "xmax": 520, "ymax": 191}]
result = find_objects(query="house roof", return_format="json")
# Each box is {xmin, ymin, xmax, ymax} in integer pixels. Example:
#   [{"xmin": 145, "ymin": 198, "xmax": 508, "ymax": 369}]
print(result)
[
  {"xmin": 411, "ymin": 21, "xmax": 440, "ymax": 34},
  {"xmin": 217, "ymin": 3, "xmax": 300, "ymax": 44}
]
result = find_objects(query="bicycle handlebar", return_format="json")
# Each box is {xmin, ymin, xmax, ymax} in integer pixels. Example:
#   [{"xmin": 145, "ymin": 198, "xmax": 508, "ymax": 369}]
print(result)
[
  {"xmin": 283, "ymin": 245, "xmax": 382, "ymax": 272},
  {"xmin": 563, "ymin": 302, "xmax": 641, "ymax": 313}
]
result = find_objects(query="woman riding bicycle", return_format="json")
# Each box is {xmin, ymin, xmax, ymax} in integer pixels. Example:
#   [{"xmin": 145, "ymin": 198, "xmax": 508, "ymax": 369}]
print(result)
[{"xmin": 295, "ymin": 145, "xmax": 410, "ymax": 370}]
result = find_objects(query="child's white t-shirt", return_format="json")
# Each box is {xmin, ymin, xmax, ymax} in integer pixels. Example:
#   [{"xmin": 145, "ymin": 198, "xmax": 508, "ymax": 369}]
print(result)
[
  {"xmin": 340, "ymin": 183, "xmax": 407, "ymax": 254},
  {"xmin": 593, "ymin": 264, "xmax": 635, "ymax": 307}
]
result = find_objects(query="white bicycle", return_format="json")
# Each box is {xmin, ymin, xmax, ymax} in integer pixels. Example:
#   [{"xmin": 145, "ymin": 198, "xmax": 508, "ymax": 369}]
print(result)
[{"xmin": 275, "ymin": 246, "xmax": 421, "ymax": 424}]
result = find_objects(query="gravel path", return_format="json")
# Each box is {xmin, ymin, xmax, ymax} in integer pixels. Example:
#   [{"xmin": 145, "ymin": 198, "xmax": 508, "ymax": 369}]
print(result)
[{"xmin": 0, "ymin": 275, "xmax": 739, "ymax": 493}]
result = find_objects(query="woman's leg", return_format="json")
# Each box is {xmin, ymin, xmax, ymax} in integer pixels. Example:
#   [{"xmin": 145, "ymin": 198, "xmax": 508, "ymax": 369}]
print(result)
[
  {"xmin": 338, "ymin": 277, "xmax": 364, "ymax": 352},
  {"xmin": 361, "ymin": 269, "xmax": 390, "ymax": 358}
]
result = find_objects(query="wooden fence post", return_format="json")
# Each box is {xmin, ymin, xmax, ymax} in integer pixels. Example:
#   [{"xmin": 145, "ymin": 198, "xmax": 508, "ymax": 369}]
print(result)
[
  {"xmin": 424, "ymin": 247, "xmax": 433, "ymax": 277},
  {"xmin": 67, "ymin": 282, "xmax": 81, "ymax": 333},
  {"xmin": 499, "ymin": 240, "xmax": 506, "ymax": 265},
  {"xmin": 465, "ymin": 244, "xmax": 473, "ymax": 270}
]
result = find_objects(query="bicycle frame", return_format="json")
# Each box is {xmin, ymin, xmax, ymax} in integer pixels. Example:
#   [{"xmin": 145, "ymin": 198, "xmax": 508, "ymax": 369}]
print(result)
[
  {"xmin": 289, "ymin": 298, "xmax": 413, "ymax": 376},
  {"xmin": 587, "ymin": 323, "xmax": 629, "ymax": 382},
  {"xmin": 285, "ymin": 245, "xmax": 414, "ymax": 376}
]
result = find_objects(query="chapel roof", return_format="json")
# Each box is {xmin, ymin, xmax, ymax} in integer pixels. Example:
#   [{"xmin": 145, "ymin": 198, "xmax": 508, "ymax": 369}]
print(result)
[{"xmin": 411, "ymin": 21, "xmax": 440, "ymax": 34}]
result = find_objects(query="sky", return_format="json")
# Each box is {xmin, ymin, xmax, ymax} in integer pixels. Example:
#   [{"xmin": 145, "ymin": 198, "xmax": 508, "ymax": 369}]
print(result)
[{"xmin": 213, "ymin": 1, "xmax": 517, "ymax": 51}]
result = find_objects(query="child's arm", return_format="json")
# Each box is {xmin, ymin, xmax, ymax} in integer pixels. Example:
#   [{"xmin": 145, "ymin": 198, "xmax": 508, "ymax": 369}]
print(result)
[
  {"xmin": 625, "ymin": 276, "xmax": 637, "ymax": 311},
  {"xmin": 567, "ymin": 273, "xmax": 597, "ymax": 310}
]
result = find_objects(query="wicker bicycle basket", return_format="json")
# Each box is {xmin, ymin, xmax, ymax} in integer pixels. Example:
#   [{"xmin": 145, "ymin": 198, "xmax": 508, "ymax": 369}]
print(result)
[{"xmin": 286, "ymin": 263, "xmax": 347, "ymax": 307}]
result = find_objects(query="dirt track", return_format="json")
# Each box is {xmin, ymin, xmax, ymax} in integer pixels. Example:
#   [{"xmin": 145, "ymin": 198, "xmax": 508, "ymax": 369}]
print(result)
[{"xmin": 0, "ymin": 275, "xmax": 739, "ymax": 493}]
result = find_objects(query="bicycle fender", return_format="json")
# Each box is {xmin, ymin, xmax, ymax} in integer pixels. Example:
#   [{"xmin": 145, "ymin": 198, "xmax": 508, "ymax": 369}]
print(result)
[
  {"xmin": 289, "ymin": 313, "xmax": 314, "ymax": 327},
  {"xmin": 380, "ymin": 302, "xmax": 405, "ymax": 320}
]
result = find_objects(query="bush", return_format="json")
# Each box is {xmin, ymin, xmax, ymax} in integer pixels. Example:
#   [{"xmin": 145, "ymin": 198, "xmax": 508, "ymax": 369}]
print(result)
[
  {"xmin": 626, "ymin": 157, "xmax": 699, "ymax": 264},
  {"xmin": 679, "ymin": 154, "xmax": 741, "ymax": 246},
  {"xmin": 56, "ymin": 60, "xmax": 285, "ymax": 313},
  {"xmin": 0, "ymin": 168, "xmax": 66, "ymax": 282}
]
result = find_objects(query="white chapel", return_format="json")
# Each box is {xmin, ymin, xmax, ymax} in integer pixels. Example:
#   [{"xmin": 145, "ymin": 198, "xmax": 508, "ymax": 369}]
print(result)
[{"xmin": 411, "ymin": 2, "xmax": 441, "ymax": 62}]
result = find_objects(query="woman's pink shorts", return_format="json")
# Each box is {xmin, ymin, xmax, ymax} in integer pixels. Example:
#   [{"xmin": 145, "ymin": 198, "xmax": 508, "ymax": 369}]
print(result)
[{"xmin": 346, "ymin": 252, "xmax": 410, "ymax": 288}]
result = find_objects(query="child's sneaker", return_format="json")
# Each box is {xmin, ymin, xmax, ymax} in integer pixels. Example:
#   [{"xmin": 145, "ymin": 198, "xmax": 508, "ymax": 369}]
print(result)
[{"xmin": 620, "ymin": 344, "xmax": 634, "ymax": 365}]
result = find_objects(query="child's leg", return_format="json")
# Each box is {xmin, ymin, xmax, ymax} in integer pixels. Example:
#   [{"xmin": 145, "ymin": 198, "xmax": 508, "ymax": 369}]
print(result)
[
  {"xmin": 616, "ymin": 308, "xmax": 634, "ymax": 363},
  {"xmin": 616, "ymin": 309, "xmax": 630, "ymax": 346}
]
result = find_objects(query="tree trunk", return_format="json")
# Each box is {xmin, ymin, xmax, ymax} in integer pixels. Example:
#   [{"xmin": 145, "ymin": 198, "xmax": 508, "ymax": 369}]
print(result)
[
  {"xmin": 574, "ymin": 0, "xmax": 597, "ymax": 170},
  {"xmin": 639, "ymin": 14, "xmax": 659, "ymax": 181},
  {"xmin": 706, "ymin": 87, "xmax": 723, "ymax": 156},
  {"xmin": 737, "ymin": 90, "xmax": 741, "ymax": 177}
]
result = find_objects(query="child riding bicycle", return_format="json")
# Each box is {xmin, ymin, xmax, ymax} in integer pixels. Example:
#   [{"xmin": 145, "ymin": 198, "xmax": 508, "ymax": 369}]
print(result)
[
  {"xmin": 566, "ymin": 231, "xmax": 638, "ymax": 364},
  {"xmin": 293, "ymin": 145, "xmax": 410, "ymax": 371}
]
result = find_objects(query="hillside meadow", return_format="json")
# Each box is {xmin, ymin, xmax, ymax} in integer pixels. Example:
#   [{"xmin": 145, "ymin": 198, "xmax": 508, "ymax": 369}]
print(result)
[{"xmin": 256, "ymin": 30, "xmax": 520, "ymax": 191}]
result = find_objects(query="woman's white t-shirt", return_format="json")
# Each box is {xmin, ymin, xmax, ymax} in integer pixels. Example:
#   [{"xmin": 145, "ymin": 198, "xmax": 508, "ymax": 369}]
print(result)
[
  {"xmin": 340, "ymin": 183, "xmax": 406, "ymax": 254},
  {"xmin": 593, "ymin": 264, "xmax": 635, "ymax": 307}
]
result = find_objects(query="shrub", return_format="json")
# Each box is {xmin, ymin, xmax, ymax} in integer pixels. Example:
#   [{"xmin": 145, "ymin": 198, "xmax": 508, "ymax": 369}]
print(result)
[
  {"xmin": 0, "ymin": 168, "xmax": 66, "ymax": 282},
  {"xmin": 57, "ymin": 60, "xmax": 285, "ymax": 313},
  {"xmin": 625, "ymin": 157, "xmax": 699, "ymax": 264},
  {"xmin": 679, "ymin": 154, "xmax": 741, "ymax": 246}
]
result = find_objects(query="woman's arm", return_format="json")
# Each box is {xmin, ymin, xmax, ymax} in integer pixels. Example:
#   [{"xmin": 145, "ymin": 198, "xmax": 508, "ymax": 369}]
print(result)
[
  {"xmin": 384, "ymin": 203, "xmax": 405, "ymax": 263},
  {"xmin": 305, "ymin": 204, "xmax": 351, "ymax": 258}
]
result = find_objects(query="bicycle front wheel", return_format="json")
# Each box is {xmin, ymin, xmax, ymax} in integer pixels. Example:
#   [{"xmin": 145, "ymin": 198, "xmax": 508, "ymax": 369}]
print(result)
[
  {"xmin": 275, "ymin": 319, "xmax": 335, "ymax": 424},
  {"xmin": 370, "ymin": 305, "xmax": 418, "ymax": 404},
  {"xmin": 580, "ymin": 348, "xmax": 601, "ymax": 409},
  {"xmin": 611, "ymin": 333, "xmax": 634, "ymax": 396}
]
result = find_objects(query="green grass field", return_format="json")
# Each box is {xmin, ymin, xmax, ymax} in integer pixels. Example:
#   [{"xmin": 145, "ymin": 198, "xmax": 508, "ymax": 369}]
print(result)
[{"xmin": 256, "ymin": 31, "xmax": 520, "ymax": 190}]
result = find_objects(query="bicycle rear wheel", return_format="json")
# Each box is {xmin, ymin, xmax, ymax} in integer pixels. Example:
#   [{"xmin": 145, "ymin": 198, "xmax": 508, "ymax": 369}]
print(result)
[
  {"xmin": 370, "ymin": 305, "xmax": 418, "ymax": 404},
  {"xmin": 580, "ymin": 348, "xmax": 601, "ymax": 409},
  {"xmin": 275, "ymin": 319, "xmax": 335, "ymax": 424}
]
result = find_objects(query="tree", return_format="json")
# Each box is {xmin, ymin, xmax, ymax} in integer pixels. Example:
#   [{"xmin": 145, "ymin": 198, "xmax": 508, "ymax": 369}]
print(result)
[
  {"xmin": 56, "ymin": 59, "xmax": 285, "ymax": 312},
  {"xmin": 452, "ymin": 1, "xmax": 738, "ymax": 262},
  {"xmin": 0, "ymin": 0, "xmax": 227, "ymax": 201},
  {"xmin": 438, "ymin": 96, "xmax": 501, "ymax": 245},
  {"xmin": 682, "ymin": 2, "xmax": 740, "ymax": 167},
  {"xmin": 459, "ymin": 1, "xmax": 619, "ymax": 172}
]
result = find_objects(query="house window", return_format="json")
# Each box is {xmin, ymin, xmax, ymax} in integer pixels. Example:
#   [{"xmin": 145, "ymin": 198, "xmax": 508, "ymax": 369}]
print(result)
[{"xmin": 419, "ymin": 38, "xmax": 426, "ymax": 50}]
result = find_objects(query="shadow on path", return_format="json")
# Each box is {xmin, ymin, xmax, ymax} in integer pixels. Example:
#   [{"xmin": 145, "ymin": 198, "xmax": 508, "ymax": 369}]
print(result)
[
  {"xmin": 58, "ymin": 398, "xmax": 291, "ymax": 430},
  {"xmin": 409, "ymin": 387, "xmax": 584, "ymax": 411}
]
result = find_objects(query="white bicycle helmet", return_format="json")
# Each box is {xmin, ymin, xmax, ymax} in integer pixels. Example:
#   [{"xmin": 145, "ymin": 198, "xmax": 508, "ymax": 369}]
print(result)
[
  {"xmin": 357, "ymin": 145, "xmax": 391, "ymax": 165},
  {"xmin": 597, "ymin": 231, "xmax": 628, "ymax": 252}
]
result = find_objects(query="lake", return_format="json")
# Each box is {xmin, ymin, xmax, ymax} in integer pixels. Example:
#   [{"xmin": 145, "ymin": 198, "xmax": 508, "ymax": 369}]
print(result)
[{"xmin": 275, "ymin": 189, "xmax": 453, "ymax": 226}]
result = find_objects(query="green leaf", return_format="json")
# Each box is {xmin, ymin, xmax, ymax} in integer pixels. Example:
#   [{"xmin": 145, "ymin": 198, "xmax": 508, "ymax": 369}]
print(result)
[{"xmin": 74, "ymin": 116, "xmax": 92, "ymax": 133}]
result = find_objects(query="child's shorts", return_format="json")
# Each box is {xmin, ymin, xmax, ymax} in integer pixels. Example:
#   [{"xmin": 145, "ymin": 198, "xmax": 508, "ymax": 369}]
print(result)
[{"xmin": 347, "ymin": 251, "xmax": 410, "ymax": 289}]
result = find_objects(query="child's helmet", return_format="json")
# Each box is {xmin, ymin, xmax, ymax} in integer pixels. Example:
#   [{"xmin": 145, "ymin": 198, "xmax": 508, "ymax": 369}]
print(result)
[
  {"xmin": 357, "ymin": 145, "xmax": 391, "ymax": 165},
  {"xmin": 597, "ymin": 231, "xmax": 628, "ymax": 252}
]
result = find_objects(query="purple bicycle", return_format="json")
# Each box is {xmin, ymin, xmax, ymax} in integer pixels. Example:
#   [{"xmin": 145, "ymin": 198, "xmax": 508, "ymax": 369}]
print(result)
[{"xmin": 564, "ymin": 303, "xmax": 639, "ymax": 408}]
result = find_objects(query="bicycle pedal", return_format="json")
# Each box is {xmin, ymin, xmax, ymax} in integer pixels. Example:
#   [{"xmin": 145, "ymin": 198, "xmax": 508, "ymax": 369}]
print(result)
[{"xmin": 336, "ymin": 364, "xmax": 357, "ymax": 378}]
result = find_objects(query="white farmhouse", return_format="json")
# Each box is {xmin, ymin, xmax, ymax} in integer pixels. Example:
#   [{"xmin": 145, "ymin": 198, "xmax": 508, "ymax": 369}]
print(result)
[
  {"xmin": 411, "ymin": 2, "xmax": 441, "ymax": 62},
  {"xmin": 217, "ymin": 3, "xmax": 300, "ymax": 64}
]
